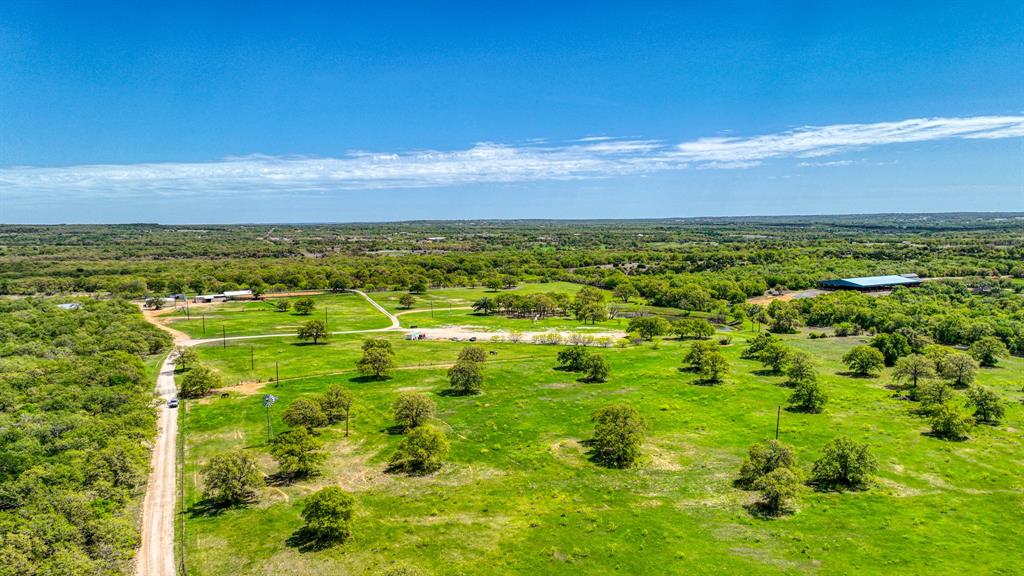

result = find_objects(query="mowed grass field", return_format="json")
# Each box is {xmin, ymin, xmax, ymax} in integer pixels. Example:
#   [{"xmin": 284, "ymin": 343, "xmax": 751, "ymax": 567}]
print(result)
[
  {"xmin": 179, "ymin": 326, "xmax": 1024, "ymax": 576},
  {"xmin": 165, "ymin": 292, "xmax": 392, "ymax": 339},
  {"xmin": 372, "ymin": 281, "xmax": 605, "ymax": 314}
]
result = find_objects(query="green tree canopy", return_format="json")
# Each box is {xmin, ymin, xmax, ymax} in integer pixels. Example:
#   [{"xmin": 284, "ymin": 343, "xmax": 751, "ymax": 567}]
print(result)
[
  {"xmin": 301, "ymin": 487, "xmax": 355, "ymax": 545},
  {"xmin": 590, "ymin": 403, "xmax": 646, "ymax": 468},
  {"xmin": 202, "ymin": 452, "xmax": 264, "ymax": 505}
]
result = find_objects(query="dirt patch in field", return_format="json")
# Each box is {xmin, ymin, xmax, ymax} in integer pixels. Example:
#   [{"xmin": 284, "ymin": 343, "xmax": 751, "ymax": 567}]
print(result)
[{"xmin": 217, "ymin": 380, "xmax": 268, "ymax": 396}]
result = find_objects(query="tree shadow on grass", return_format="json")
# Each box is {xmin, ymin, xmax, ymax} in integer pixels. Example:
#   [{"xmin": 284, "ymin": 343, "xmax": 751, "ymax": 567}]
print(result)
[
  {"xmin": 187, "ymin": 497, "xmax": 249, "ymax": 519},
  {"xmin": 348, "ymin": 375, "xmax": 390, "ymax": 384},
  {"xmin": 752, "ymin": 369, "xmax": 783, "ymax": 377},
  {"xmin": 836, "ymin": 371, "xmax": 878, "ymax": 379},
  {"xmin": 286, "ymin": 527, "xmax": 339, "ymax": 553},
  {"xmin": 783, "ymin": 405, "xmax": 822, "ymax": 414},
  {"xmin": 743, "ymin": 501, "xmax": 792, "ymax": 520},
  {"xmin": 290, "ymin": 342, "xmax": 327, "ymax": 347},
  {"xmin": 690, "ymin": 378, "xmax": 724, "ymax": 387},
  {"xmin": 380, "ymin": 424, "xmax": 407, "ymax": 435},
  {"xmin": 921, "ymin": 430, "xmax": 969, "ymax": 442},
  {"xmin": 676, "ymin": 366, "xmax": 699, "ymax": 374},
  {"xmin": 437, "ymin": 388, "xmax": 479, "ymax": 397}
]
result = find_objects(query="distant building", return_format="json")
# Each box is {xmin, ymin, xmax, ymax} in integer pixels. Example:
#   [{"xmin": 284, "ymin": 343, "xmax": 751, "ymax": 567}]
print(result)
[
  {"xmin": 57, "ymin": 302, "xmax": 82, "ymax": 310},
  {"xmin": 223, "ymin": 289, "xmax": 253, "ymax": 300},
  {"xmin": 194, "ymin": 294, "xmax": 224, "ymax": 303},
  {"xmin": 819, "ymin": 274, "xmax": 922, "ymax": 291}
]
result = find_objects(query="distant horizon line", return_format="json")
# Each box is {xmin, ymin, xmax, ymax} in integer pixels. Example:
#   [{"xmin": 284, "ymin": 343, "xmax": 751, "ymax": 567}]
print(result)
[{"xmin": 3, "ymin": 211, "xmax": 1022, "ymax": 227}]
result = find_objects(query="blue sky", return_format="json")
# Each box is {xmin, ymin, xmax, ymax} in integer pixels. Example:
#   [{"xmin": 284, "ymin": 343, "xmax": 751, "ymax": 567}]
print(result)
[{"xmin": 1, "ymin": 1, "xmax": 1022, "ymax": 223}]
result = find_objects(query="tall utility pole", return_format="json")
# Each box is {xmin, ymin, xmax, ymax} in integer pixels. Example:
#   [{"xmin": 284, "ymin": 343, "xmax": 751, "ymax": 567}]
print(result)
[
  {"xmin": 185, "ymin": 299, "xmax": 190, "ymax": 320},
  {"xmin": 202, "ymin": 313, "xmax": 206, "ymax": 334},
  {"xmin": 775, "ymin": 406, "xmax": 781, "ymax": 440},
  {"xmin": 275, "ymin": 361, "xmax": 280, "ymax": 387},
  {"xmin": 324, "ymin": 306, "xmax": 328, "ymax": 331},
  {"xmin": 250, "ymin": 346, "xmax": 254, "ymax": 370},
  {"xmin": 222, "ymin": 326, "xmax": 226, "ymax": 348}
]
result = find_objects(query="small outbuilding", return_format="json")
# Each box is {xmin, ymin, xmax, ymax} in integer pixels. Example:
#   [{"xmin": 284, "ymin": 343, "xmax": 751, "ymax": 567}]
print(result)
[
  {"xmin": 223, "ymin": 289, "xmax": 253, "ymax": 300},
  {"xmin": 818, "ymin": 274, "xmax": 922, "ymax": 291}
]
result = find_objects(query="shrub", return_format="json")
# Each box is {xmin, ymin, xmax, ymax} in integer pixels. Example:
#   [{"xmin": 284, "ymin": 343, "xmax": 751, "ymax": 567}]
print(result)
[
  {"xmin": 757, "ymin": 341, "xmax": 791, "ymax": 373},
  {"xmin": 582, "ymin": 354, "xmax": 610, "ymax": 382},
  {"xmin": 301, "ymin": 487, "xmax": 354, "ymax": 544},
  {"xmin": 590, "ymin": 404, "xmax": 646, "ymax": 468},
  {"xmin": 754, "ymin": 466, "xmax": 800, "ymax": 514},
  {"xmin": 842, "ymin": 345, "xmax": 885, "ymax": 377},
  {"xmin": 457, "ymin": 345, "xmax": 487, "ymax": 364},
  {"xmin": 742, "ymin": 332, "xmax": 775, "ymax": 359},
  {"xmin": 180, "ymin": 364, "xmax": 220, "ymax": 398},
  {"xmin": 282, "ymin": 398, "xmax": 328, "ymax": 431},
  {"xmin": 269, "ymin": 428, "xmax": 326, "ymax": 478},
  {"xmin": 389, "ymin": 425, "xmax": 449, "ymax": 473},
  {"xmin": 810, "ymin": 436, "xmax": 877, "ymax": 490},
  {"xmin": 399, "ymin": 294, "xmax": 416, "ymax": 309},
  {"xmin": 557, "ymin": 346, "xmax": 591, "ymax": 371},
  {"xmin": 393, "ymin": 392, "xmax": 435, "ymax": 430},
  {"xmin": 293, "ymin": 297, "xmax": 315, "ymax": 315},
  {"xmin": 698, "ymin": 350, "xmax": 729, "ymax": 383},
  {"xmin": 833, "ymin": 322, "xmax": 857, "ymax": 337},
  {"xmin": 274, "ymin": 300, "xmax": 291, "ymax": 312},
  {"xmin": 318, "ymin": 385, "xmax": 354, "ymax": 426},
  {"xmin": 683, "ymin": 340, "xmax": 717, "ymax": 371},
  {"xmin": 202, "ymin": 452, "xmax": 263, "ymax": 505},
  {"xmin": 737, "ymin": 439, "xmax": 797, "ymax": 488},
  {"xmin": 929, "ymin": 403, "xmax": 973, "ymax": 440},
  {"xmin": 788, "ymin": 379, "xmax": 827, "ymax": 413},
  {"xmin": 966, "ymin": 386, "xmax": 1005, "ymax": 424},
  {"xmin": 448, "ymin": 359, "xmax": 484, "ymax": 395},
  {"xmin": 785, "ymin": 351, "xmax": 817, "ymax": 385}
]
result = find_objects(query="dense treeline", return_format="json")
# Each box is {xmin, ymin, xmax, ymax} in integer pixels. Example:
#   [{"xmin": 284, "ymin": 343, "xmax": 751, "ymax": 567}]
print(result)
[
  {"xmin": 2, "ymin": 215, "xmax": 1022, "ymax": 297},
  {"xmin": 0, "ymin": 299, "xmax": 171, "ymax": 575}
]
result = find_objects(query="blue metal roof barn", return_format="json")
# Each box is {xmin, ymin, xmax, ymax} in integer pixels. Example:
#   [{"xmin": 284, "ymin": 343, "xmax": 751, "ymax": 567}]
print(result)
[{"xmin": 818, "ymin": 274, "xmax": 922, "ymax": 290}]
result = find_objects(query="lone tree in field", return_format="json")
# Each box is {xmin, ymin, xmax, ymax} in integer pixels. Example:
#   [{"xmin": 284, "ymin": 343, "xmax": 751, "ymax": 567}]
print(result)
[
  {"xmin": 842, "ymin": 345, "xmax": 885, "ymax": 377},
  {"xmin": 697, "ymin": 349, "xmax": 729, "ymax": 383},
  {"xmin": 399, "ymin": 294, "xmax": 416, "ymax": 309},
  {"xmin": 737, "ymin": 439, "xmax": 797, "ymax": 488},
  {"xmin": 298, "ymin": 319, "xmax": 329, "ymax": 344},
  {"xmin": 918, "ymin": 381, "xmax": 955, "ymax": 413},
  {"xmin": 754, "ymin": 466, "xmax": 800, "ymax": 515},
  {"xmin": 448, "ymin": 358, "xmax": 484, "ymax": 395},
  {"xmin": 810, "ymin": 436, "xmax": 877, "ymax": 490},
  {"xmin": 757, "ymin": 340, "xmax": 791, "ymax": 374},
  {"xmin": 613, "ymin": 282, "xmax": 638, "ymax": 303},
  {"xmin": 457, "ymin": 345, "xmax": 487, "ymax": 364},
  {"xmin": 274, "ymin": 300, "xmax": 291, "ymax": 312},
  {"xmin": 318, "ymin": 385, "xmax": 354, "ymax": 435},
  {"xmin": 202, "ymin": 452, "xmax": 263, "ymax": 506},
  {"xmin": 557, "ymin": 346, "xmax": 592, "ymax": 371},
  {"xmin": 785, "ymin": 351, "xmax": 817, "ymax": 386},
  {"xmin": 357, "ymin": 338, "xmax": 396, "ymax": 380},
  {"xmin": 301, "ymin": 487, "xmax": 354, "ymax": 545},
  {"xmin": 582, "ymin": 354, "xmax": 610, "ymax": 383},
  {"xmin": 892, "ymin": 354, "xmax": 935, "ymax": 399},
  {"xmin": 293, "ymin": 297, "xmax": 316, "ymax": 315},
  {"xmin": 282, "ymin": 398, "xmax": 328, "ymax": 431},
  {"xmin": 388, "ymin": 425, "xmax": 449, "ymax": 474},
  {"xmin": 683, "ymin": 340, "xmax": 717, "ymax": 372},
  {"xmin": 940, "ymin": 352, "xmax": 977, "ymax": 388},
  {"xmin": 269, "ymin": 428, "xmax": 326, "ymax": 479},
  {"xmin": 626, "ymin": 316, "xmax": 671, "ymax": 340},
  {"xmin": 590, "ymin": 403, "xmax": 646, "ymax": 468},
  {"xmin": 180, "ymin": 363, "xmax": 220, "ymax": 398},
  {"xmin": 966, "ymin": 386, "xmax": 1005, "ymax": 424},
  {"xmin": 969, "ymin": 336, "xmax": 1009, "ymax": 367},
  {"xmin": 175, "ymin": 345, "xmax": 198, "ymax": 371},
  {"xmin": 788, "ymin": 379, "xmax": 827, "ymax": 413},
  {"xmin": 393, "ymin": 392, "xmax": 435, "ymax": 430},
  {"xmin": 929, "ymin": 403, "xmax": 973, "ymax": 440}
]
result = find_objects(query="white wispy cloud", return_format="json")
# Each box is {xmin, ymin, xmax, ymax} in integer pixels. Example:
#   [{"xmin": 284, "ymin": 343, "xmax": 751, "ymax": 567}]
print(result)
[{"xmin": 1, "ymin": 115, "xmax": 1021, "ymax": 201}]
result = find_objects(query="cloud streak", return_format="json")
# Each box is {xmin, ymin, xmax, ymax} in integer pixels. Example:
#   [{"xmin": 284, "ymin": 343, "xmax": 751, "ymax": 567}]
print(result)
[{"xmin": 1, "ymin": 115, "xmax": 1021, "ymax": 201}]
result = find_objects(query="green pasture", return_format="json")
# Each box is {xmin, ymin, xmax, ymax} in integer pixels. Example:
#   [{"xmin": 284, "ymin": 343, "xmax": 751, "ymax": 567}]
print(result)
[
  {"xmin": 165, "ymin": 292, "xmax": 391, "ymax": 339},
  {"xmin": 179, "ymin": 329, "xmax": 1024, "ymax": 575},
  {"xmin": 370, "ymin": 281, "xmax": 602, "ymax": 314}
]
